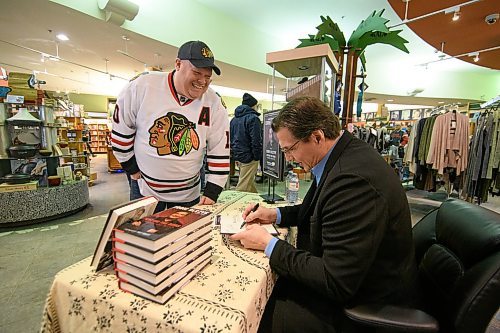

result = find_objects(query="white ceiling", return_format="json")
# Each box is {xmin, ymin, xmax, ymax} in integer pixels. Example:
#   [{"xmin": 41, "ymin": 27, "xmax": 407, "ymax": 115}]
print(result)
[{"xmin": 0, "ymin": 0, "xmax": 497, "ymax": 106}]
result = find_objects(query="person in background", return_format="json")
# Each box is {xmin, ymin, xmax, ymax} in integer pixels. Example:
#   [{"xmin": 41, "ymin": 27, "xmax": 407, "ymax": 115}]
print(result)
[
  {"xmin": 230, "ymin": 93, "xmax": 262, "ymax": 193},
  {"xmin": 231, "ymin": 96, "xmax": 417, "ymax": 332},
  {"xmin": 111, "ymin": 40, "xmax": 230, "ymax": 212}
]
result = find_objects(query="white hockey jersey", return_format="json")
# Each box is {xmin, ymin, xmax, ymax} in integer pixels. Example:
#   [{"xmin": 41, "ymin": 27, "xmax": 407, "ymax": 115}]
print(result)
[{"xmin": 111, "ymin": 71, "xmax": 230, "ymax": 203}]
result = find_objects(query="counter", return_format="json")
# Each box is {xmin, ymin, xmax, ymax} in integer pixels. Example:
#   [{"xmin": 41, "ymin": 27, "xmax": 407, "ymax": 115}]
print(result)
[{"xmin": 0, "ymin": 179, "xmax": 89, "ymax": 226}]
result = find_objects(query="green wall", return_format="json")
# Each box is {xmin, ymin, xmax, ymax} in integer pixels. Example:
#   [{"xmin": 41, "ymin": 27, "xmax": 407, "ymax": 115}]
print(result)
[{"xmin": 67, "ymin": 93, "xmax": 114, "ymax": 113}]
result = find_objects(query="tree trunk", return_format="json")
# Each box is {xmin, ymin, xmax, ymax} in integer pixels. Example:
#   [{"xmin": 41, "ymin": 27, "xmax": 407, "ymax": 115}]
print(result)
[{"xmin": 341, "ymin": 48, "xmax": 358, "ymax": 129}]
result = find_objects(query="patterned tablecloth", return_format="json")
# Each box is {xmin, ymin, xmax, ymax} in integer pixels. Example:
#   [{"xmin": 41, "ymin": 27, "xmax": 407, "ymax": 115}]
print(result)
[{"xmin": 40, "ymin": 191, "xmax": 292, "ymax": 333}]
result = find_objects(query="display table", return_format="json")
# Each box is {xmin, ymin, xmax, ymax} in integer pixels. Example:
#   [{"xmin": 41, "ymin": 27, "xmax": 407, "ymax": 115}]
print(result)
[
  {"xmin": 0, "ymin": 179, "xmax": 89, "ymax": 226},
  {"xmin": 40, "ymin": 191, "xmax": 292, "ymax": 333}
]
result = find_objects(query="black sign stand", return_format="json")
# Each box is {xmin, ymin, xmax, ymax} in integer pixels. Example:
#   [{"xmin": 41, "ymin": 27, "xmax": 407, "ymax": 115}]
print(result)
[
  {"xmin": 261, "ymin": 109, "xmax": 284, "ymax": 204},
  {"xmin": 261, "ymin": 178, "xmax": 283, "ymax": 204}
]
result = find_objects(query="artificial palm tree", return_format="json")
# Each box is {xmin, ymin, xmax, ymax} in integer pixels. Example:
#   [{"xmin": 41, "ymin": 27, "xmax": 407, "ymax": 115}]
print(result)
[{"xmin": 298, "ymin": 10, "xmax": 409, "ymax": 127}]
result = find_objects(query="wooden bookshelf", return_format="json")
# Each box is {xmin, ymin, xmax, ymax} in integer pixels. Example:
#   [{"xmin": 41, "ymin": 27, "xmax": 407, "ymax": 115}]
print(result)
[{"xmin": 88, "ymin": 123, "xmax": 109, "ymax": 153}]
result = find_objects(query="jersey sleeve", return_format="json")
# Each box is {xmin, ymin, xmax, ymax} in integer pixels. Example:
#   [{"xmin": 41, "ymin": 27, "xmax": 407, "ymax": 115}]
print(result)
[
  {"xmin": 110, "ymin": 80, "xmax": 140, "ymax": 174},
  {"xmin": 203, "ymin": 96, "xmax": 230, "ymax": 201}
]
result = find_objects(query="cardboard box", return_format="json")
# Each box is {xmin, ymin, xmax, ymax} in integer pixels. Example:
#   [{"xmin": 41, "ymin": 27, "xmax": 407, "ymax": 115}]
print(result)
[{"xmin": 0, "ymin": 181, "xmax": 38, "ymax": 193}]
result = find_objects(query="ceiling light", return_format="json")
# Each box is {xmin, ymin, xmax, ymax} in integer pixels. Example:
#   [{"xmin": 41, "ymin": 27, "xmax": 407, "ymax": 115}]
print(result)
[
  {"xmin": 438, "ymin": 101, "xmax": 445, "ymax": 104},
  {"xmin": 387, "ymin": 99, "xmax": 394, "ymax": 102},
  {"xmin": 452, "ymin": 8, "xmax": 461, "ymax": 21},
  {"xmin": 297, "ymin": 65, "xmax": 309, "ymax": 70},
  {"xmin": 56, "ymin": 33, "xmax": 69, "ymax": 41},
  {"xmin": 468, "ymin": 52, "xmax": 480, "ymax": 62}
]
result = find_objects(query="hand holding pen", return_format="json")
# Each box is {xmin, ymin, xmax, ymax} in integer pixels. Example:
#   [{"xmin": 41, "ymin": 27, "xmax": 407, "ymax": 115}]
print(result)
[{"xmin": 240, "ymin": 203, "xmax": 259, "ymax": 229}]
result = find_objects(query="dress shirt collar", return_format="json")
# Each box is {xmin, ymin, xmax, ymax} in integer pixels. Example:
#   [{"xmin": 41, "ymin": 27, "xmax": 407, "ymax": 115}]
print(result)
[{"xmin": 311, "ymin": 131, "xmax": 343, "ymax": 185}]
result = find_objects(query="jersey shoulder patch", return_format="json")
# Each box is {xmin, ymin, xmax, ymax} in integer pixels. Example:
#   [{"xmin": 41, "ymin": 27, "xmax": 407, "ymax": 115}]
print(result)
[{"xmin": 215, "ymin": 91, "xmax": 227, "ymax": 109}]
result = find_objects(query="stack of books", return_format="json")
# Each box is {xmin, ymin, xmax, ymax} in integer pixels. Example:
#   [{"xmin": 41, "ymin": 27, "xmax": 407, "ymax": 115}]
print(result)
[{"xmin": 112, "ymin": 206, "xmax": 213, "ymax": 304}]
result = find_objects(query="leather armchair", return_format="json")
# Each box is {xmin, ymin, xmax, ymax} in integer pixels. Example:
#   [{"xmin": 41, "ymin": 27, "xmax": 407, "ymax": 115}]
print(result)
[{"xmin": 344, "ymin": 199, "xmax": 500, "ymax": 333}]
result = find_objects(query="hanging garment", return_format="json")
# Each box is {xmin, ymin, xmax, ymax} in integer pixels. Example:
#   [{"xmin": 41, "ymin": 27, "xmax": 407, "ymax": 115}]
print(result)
[{"xmin": 426, "ymin": 112, "xmax": 469, "ymax": 175}]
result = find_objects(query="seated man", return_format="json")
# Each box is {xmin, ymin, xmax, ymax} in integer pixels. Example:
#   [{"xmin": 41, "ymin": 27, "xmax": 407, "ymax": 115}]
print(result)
[{"xmin": 232, "ymin": 97, "xmax": 418, "ymax": 332}]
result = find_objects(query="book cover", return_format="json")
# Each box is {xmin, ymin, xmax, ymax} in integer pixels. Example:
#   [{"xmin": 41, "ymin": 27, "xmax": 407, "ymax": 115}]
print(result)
[
  {"xmin": 91, "ymin": 196, "xmax": 158, "ymax": 271},
  {"xmin": 118, "ymin": 256, "xmax": 211, "ymax": 304},
  {"xmin": 117, "ymin": 250, "xmax": 211, "ymax": 295},
  {"xmin": 114, "ymin": 241, "xmax": 211, "ymax": 285},
  {"xmin": 114, "ymin": 206, "xmax": 212, "ymax": 251},
  {"xmin": 113, "ymin": 229, "xmax": 212, "ymax": 272}
]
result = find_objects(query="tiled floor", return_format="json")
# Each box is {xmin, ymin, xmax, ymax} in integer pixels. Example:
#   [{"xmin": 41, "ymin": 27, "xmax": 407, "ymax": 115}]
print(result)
[{"xmin": 0, "ymin": 155, "xmax": 498, "ymax": 332}]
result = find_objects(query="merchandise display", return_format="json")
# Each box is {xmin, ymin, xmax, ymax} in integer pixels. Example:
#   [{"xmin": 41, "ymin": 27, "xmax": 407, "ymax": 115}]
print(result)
[{"xmin": 111, "ymin": 206, "xmax": 213, "ymax": 303}]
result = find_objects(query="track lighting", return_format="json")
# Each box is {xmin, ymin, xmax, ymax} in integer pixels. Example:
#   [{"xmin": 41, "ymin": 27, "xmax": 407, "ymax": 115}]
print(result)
[
  {"xmin": 452, "ymin": 8, "xmax": 461, "ymax": 21},
  {"xmin": 468, "ymin": 52, "xmax": 479, "ymax": 63}
]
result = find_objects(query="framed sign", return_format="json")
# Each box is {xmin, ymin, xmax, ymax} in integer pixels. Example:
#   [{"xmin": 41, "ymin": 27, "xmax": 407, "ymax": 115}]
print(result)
[
  {"xmin": 390, "ymin": 111, "xmax": 401, "ymax": 121},
  {"xmin": 262, "ymin": 110, "xmax": 284, "ymax": 181},
  {"xmin": 401, "ymin": 109, "xmax": 411, "ymax": 120}
]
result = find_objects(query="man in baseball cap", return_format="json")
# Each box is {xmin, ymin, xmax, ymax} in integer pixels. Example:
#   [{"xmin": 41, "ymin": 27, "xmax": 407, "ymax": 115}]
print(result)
[
  {"xmin": 112, "ymin": 39, "xmax": 230, "ymax": 211},
  {"xmin": 177, "ymin": 40, "xmax": 221, "ymax": 75}
]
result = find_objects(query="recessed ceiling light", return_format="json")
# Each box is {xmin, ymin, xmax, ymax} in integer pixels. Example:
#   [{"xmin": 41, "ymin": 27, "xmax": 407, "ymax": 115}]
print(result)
[
  {"xmin": 387, "ymin": 99, "xmax": 394, "ymax": 102},
  {"xmin": 56, "ymin": 33, "xmax": 69, "ymax": 41},
  {"xmin": 438, "ymin": 101, "xmax": 445, "ymax": 104},
  {"xmin": 297, "ymin": 65, "xmax": 309, "ymax": 70}
]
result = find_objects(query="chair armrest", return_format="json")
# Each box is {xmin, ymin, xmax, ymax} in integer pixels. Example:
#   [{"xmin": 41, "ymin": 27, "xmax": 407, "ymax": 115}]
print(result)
[{"xmin": 344, "ymin": 304, "xmax": 439, "ymax": 332}]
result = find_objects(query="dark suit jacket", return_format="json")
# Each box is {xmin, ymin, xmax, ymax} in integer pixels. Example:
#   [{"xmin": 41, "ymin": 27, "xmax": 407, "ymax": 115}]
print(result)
[{"xmin": 269, "ymin": 131, "xmax": 417, "ymax": 331}]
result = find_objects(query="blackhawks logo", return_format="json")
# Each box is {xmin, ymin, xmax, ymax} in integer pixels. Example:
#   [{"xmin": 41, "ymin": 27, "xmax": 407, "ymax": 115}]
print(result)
[
  {"xmin": 201, "ymin": 47, "xmax": 213, "ymax": 59},
  {"xmin": 148, "ymin": 112, "xmax": 200, "ymax": 156}
]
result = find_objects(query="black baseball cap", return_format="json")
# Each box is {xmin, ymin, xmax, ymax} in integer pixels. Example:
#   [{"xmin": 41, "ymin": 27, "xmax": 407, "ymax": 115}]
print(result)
[{"xmin": 177, "ymin": 41, "xmax": 221, "ymax": 75}]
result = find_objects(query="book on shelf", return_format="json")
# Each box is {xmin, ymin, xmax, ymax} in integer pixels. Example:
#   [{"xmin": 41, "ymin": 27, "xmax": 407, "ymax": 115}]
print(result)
[
  {"xmin": 90, "ymin": 196, "xmax": 158, "ymax": 271},
  {"xmin": 113, "ymin": 229, "xmax": 212, "ymax": 273},
  {"xmin": 216, "ymin": 214, "xmax": 279, "ymax": 235},
  {"xmin": 114, "ymin": 241, "xmax": 211, "ymax": 285},
  {"xmin": 118, "ymin": 249, "xmax": 211, "ymax": 296},
  {"xmin": 114, "ymin": 206, "xmax": 213, "ymax": 252},
  {"xmin": 119, "ymin": 255, "xmax": 211, "ymax": 304}
]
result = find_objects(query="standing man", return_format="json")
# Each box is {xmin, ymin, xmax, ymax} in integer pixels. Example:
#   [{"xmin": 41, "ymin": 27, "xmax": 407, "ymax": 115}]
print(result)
[
  {"xmin": 111, "ymin": 41, "xmax": 230, "ymax": 212},
  {"xmin": 230, "ymin": 93, "xmax": 262, "ymax": 193},
  {"xmin": 232, "ymin": 96, "xmax": 417, "ymax": 332}
]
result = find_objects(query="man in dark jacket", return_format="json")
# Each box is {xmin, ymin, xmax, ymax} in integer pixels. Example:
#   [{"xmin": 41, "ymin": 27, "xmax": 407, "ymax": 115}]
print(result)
[
  {"xmin": 230, "ymin": 93, "xmax": 262, "ymax": 193},
  {"xmin": 232, "ymin": 96, "xmax": 417, "ymax": 332}
]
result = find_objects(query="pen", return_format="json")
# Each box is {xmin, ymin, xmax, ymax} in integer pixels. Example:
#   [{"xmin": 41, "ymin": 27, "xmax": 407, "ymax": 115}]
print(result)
[{"xmin": 240, "ymin": 203, "xmax": 260, "ymax": 229}]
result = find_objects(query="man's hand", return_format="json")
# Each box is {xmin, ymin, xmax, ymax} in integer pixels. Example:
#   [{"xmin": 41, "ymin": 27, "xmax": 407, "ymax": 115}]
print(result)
[
  {"xmin": 230, "ymin": 224, "xmax": 274, "ymax": 251},
  {"xmin": 242, "ymin": 203, "xmax": 277, "ymax": 225},
  {"xmin": 199, "ymin": 195, "xmax": 215, "ymax": 205},
  {"xmin": 130, "ymin": 171, "xmax": 141, "ymax": 180}
]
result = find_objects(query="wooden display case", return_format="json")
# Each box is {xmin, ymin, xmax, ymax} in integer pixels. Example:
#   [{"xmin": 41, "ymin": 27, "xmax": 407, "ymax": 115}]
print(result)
[{"xmin": 57, "ymin": 116, "xmax": 90, "ymax": 176}]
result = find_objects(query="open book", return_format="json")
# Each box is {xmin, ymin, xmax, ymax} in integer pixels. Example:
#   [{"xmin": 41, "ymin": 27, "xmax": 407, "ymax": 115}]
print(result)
[
  {"xmin": 216, "ymin": 213, "xmax": 279, "ymax": 235},
  {"xmin": 91, "ymin": 196, "xmax": 158, "ymax": 271}
]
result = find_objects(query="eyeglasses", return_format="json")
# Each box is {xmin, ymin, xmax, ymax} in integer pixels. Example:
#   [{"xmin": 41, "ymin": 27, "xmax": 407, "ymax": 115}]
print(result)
[{"xmin": 280, "ymin": 140, "xmax": 301, "ymax": 155}]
